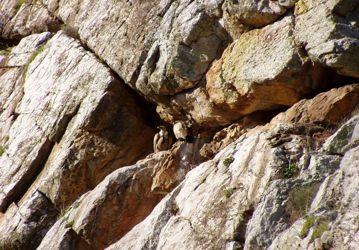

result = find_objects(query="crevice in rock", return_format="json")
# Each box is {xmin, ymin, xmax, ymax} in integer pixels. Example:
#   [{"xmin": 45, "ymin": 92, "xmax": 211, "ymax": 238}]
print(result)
[
  {"xmin": 50, "ymin": 103, "xmax": 81, "ymax": 143},
  {"xmin": 233, "ymin": 206, "xmax": 254, "ymax": 246},
  {"xmin": 303, "ymin": 66, "xmax": 359, "ymax": 100},
  {"xmin": 0, "ymin": 102, "xmax": 82, "ymax": 213},
  {"xmin": 0, "ymin": 37, "xmax": 21, "ymax": 49},
  {"xmin": 58, "ymin": 28, "xmax": 162, "ymax": 130},
  {"xmin": 0, "ymin": 138, "xmax": 55, "ymax": 213}
]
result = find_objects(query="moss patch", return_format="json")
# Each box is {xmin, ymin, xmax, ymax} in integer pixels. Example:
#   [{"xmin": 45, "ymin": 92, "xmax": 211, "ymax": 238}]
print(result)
[
  {"xmin": 286, "ymin": 183, "xmax": 319, "ymax": 223},
  {"xmin": 223, "ymin": 156, "xmax": 234, "ymax": 167},
  {"xmin": 284, "ymin": 163, "xmax": 298, "ymax": 179},
  {"xmin": 223, "ymin": 188, "xmax": 236, "ymax": 198},
  {"xmin": 28, "ymin": 45, "xmax": 46, "ymax": 65},
  {"xmin": 311, "ymin": 220, "xmax": 329, "ymax": 242},
  {"xmin": 15, "ymin": 0, "xmax": 26, "ymax": 12},
  {"xmin": 0, "ymin": 146, "xmax": 4, "ymax": 156},
  {"xmin": 299, "ymin": 215, "xmax": 316, "ymax": 238}
]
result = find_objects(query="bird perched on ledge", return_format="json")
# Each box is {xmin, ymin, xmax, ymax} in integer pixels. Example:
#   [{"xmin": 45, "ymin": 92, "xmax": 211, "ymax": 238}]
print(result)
[{"xmin": 153, "ymin": 125, "xmax": 173, "ymax": 153}]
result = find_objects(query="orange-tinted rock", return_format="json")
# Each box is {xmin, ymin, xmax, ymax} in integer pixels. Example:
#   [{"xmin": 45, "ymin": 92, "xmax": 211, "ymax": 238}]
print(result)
[{"xmin": 272, "ymin": 84, "xmax": 359, "ymax": 125}]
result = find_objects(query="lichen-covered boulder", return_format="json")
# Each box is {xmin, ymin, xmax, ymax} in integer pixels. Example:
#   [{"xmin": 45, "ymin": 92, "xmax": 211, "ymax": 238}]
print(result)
[
  {"xmin": 222, "ymin": 0, "xmax": 297, "ymax": 38},
  {"xmin": 162, "ymin": 16, "xmax": 324, "ymax": 127}
]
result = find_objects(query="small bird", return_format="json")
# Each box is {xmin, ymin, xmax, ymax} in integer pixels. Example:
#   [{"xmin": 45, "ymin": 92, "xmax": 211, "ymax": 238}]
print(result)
[
  {"xmin": 153, "ymin": 125, "xmax": 173, "ymax": 153},
  {"xmin": 173, "ymin": 121, "xmax": 188, "ymax": 141}
]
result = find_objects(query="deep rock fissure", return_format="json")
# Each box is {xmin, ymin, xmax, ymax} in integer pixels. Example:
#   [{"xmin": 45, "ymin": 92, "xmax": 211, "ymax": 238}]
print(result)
[
  {"xmin": 0, "ymin": 138, "xmax": 55, "ymax": 213},
  {"xmin": 0, "ymin": 105, "xmax": 81, "ymax": 213}
]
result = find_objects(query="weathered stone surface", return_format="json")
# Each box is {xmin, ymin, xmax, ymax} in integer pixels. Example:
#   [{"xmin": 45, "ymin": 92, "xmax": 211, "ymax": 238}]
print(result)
[
  {"xmin": 269, "ymin": 144, "xmax": 359, "ymax": 249},
  {"xmin": 0, "ymin": 0, "xmax": 59, "ymax": 39},
  {"xmin": 41, "ymin": 0, "xmax": 228, "ymax": 97},
  {"xmin": 0, "ymin": 31, "xmax": 154, "ymax": 248},
  {"xmin": 245, "ymin": 154, "xmax": 341, "ymax": 249},
  {"xmin": 37, "ymin": 219, "xmax": 92, "ymax": 250},
  {"xmin": 38, "ymin": 136, "xmax": 210, "ymax": 249},
  {"xmin": 39, "ymin": 164, "xmax": 162, "ymax": 249},
  {"xmin": 108, "ymin": 123, "xmax": 323, "ymax": 249},
  {"xmin": 0, "ymin": 0, "xmax": 358, "ymax": 248},
  {"xmin": 323, "ymin": 115, "xmax": 359, "ymax": 155},
  {"xmin": 294, "ymin": 0, "xmax": 359, "ymax": 78},
  {"xmin": 107, "ymin": 186, "xmax": 182, "ymax": 250},
  {"xmin": 199, "ymin": 112, "xmax": 268, "ymax": 159},
  {"xmin": 223, "ymin": 0, "xmax": 296, "ymax": 38},
  {"xmin": 272, "ymin": 84, "xmax": 359, "ymax": 125},
  {"xmin": 0, "ymin": 190, "xmax": 58, "ymax": 249},
  {"xmin": 109, "ymin": 95, "xmax": 359, "ymax": 249},
  {"xmin": 161, "ymin": 16, "xmax": 323, "ymax": 127},
  {"xmin": 0, "ymin": 31, "xmax": 154, "ymax": 212},
  {"xmin": 0, "ymin": 32, "xmax": 54, "ymax": 211}
]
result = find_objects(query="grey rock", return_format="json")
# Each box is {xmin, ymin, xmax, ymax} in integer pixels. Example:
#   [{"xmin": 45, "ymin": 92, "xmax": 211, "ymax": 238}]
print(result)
[
  {"xmin": 0, "ymin": 0, "xmax": 59, "ymax": 39},
  {"xmin": 323, "ymin": 115, "xmax": 359, "ymax": 155},
  {"xmin": 294, "ymin": 0, "xmax": 359, "ymax": 78}
]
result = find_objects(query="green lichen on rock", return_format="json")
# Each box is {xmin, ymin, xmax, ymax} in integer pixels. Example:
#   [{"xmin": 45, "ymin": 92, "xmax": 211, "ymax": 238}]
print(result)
[
  {"xmin": 299, "ymin": 215, "xmax": 316, "ymax": 238},
  {"xmin": 0, "ymin": 146, "xmax": 4, "ymax": 156},
  {"xmin": 311, "ymin": 220, "xmax": 329, "ymax": 242},
  {"xmin": 223, "ymin": 156, "xmax": 235, "ymax": 167},
  {"xmin": 286, "ymin": 183, "xmax": 319, "ymax": 222},
  {"xmin": 15, "ymin": 0, "xmax": 26, "ymax": 12}
]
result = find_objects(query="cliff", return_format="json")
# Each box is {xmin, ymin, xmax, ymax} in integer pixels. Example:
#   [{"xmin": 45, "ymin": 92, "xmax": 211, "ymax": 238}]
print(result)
[{"xmin": 0, "ymin": 0, "xmax": 358, "ymax": 249}]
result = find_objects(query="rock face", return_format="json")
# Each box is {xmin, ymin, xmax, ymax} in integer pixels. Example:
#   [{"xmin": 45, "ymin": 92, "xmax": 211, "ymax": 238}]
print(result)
[
  {"xmin": 109, "ymin": 93, "xmax": 359, "ymax": 250},
  {"xmin": 0, "ymin": 31, "xmax": 154, "ymax": 249},
  {"xmin": 294, "ymin": 0, "xmax": 359, "ymax": 78},
  {"xmin": 272, "ymin": 84, "xmax": 359, "ymax": 125},
  {"xmin": 38, "ymin": 140, "xmax": 206, "ymax": 249},
  {"xmin": 0, "ymin": 0, "xmax": 358, "ymax": 249},
  {"xmin": 0, "ymin": 0, "xmax": 59, "ymax": 39},
  {"xmin": 41, "ymin": 0, "xmax": 229, "ymax": 98}
]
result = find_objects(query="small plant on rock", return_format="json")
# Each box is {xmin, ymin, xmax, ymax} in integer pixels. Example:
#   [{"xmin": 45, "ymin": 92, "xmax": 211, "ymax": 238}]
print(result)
[
  {"xmin": 223, "ymin": 156, "xmax": 234, "ymax": 167},
  {"xmin": 224, "ymin": 187, "xmax": 236, "ymax": 198},
  {"xmin": 284, "ymin": 163, "xmax": 298, "ymax": 178},
  {"xmin": 0, "ymin": 146, "xmax": 4, "ymax": 156},
  {"xmin": 15, "ymin": 0, "xmax": 26, "ymax": 11},
  {"xmin": 311, "ymin": 220, "xmax": 329, "ymax": 242},
  {"xmin": 299, "ymin": 215, "xmax": 316, "ymax": 238}
]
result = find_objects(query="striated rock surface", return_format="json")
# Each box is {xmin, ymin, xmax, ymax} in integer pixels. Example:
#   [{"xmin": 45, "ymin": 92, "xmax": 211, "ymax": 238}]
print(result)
[
  {"xmin": 41, "ymin": 0, "xmax": 229, "ymax": 98},
  {"xmin": 108, "ymin": 87, "xmax": 359, "ymax": 249},
  {"xmin": 269, "ymin": 116, "xmax": 359, "ymax": 249},
  {"xmin": 0, "ymin": 0, "xmax": 358, "ymax": 249},
  {"xmin": 39, "ymin": 140, "xmax": 206, "ymax": 249},
  {"xmin": 0, "ymin": 31, "xmax": 154, "ymax": 248},
  {"xmin": 294, "ymin": 0, "xmax": 359, "ymax": 78},
  {"xmin": 0, "ymin": 0, "xmax": 59, "ymax": 39}
]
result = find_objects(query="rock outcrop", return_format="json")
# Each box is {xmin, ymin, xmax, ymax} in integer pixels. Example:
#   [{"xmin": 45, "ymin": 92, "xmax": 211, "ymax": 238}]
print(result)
[
  {"xmin": 109, "ymin": 87, "xmax": 359, "ymax": 249},
  {"xmin": 0, "ymin": 0, "xmax": 358, "ymax": 249},
  {"xmin": 294, "ymin": 0, "xmax": 359, "ymax": 78},
  {"xmin": 0, "ymin": 31, "xmax": 154, "ymax": 249},
  {"xmin": 0, "ymin": 0, "xmax": 59, "ymax": 39}
]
